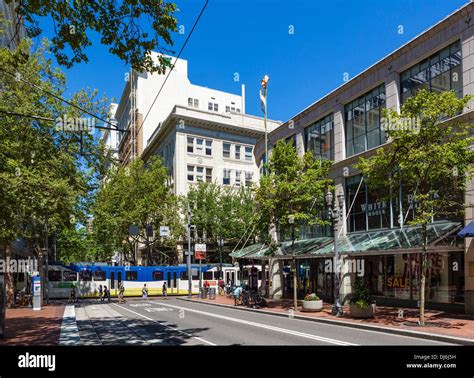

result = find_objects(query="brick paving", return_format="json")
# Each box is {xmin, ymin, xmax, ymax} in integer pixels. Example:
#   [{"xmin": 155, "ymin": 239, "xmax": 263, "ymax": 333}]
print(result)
[
  {"xmin": 193, "ymin": 294, "xmax": 474, "ymax": 340},
  {"xmin": 0, "ymin": 301, "xmax": 66, "ymax": 346}
]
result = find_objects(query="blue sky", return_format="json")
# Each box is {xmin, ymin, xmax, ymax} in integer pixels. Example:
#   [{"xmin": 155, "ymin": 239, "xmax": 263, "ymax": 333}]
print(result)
[{"xmin": 35, "ymin": 0, "xmax": 468, "ymax": 123}]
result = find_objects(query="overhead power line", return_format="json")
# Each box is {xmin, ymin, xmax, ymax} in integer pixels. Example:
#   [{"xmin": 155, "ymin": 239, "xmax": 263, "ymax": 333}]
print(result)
[
  {"xmin": 0, "ymin": 67, "xmax": 125, "ymax": 131},
  {"xmin": 138, "ymin": 0, "xmax": 209, "ymax": 132}
]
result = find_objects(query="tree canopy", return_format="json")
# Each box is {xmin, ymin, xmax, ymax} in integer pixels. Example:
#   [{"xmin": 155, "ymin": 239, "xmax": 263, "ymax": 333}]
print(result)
[
  {"xmin": 4, "ymin": 0, "xmax": 178, "ymax": 73},
  {"xmin": 356, "ymin": 89, "xmax": 474, "ymax": 325},
  {"xmin": 255, "ymin": 140, "xmax": 333, "ymax": 247},
  {"xmin": 92, "ymin": 157, "xmax": 183, "ymax": 265}
]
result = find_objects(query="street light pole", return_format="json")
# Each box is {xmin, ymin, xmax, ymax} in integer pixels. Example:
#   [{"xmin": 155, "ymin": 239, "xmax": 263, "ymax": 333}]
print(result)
[
  {"xmin": 325, "ymin": 190, "xmax": 344, "ymax": 317},
  {"xmin": 218, "ymin": 236, "xmax": 224, "ymax": 279}
]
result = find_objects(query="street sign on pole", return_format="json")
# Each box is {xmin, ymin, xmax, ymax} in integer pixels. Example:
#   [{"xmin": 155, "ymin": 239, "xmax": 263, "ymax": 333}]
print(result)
[
  {"xmin": 159, "ymin": 226, "xmax": 170, "ymax": 237},
  {"xmin": 194, "ymin": 243, "xmax": 206, "ymax": 260}
]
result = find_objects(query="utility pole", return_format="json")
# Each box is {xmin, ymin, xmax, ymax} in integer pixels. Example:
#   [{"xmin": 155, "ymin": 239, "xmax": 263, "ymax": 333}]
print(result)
[{"xmin": 187, "ymin": 202, "xmax": 192, "ymax": 298}]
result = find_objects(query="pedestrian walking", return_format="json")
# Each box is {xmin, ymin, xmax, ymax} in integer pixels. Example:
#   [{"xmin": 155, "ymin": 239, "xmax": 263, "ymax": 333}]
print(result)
[
  {"xmin": 98, "ymin": 285, "xmax": 103, "ymax": 302},
  {"xmin": 142, "ymin": 284, "xmax": 148, "ymax": 299},
  {"xmin": 162, "ymin": 282, "xmax": 167, "ymax": 297},
  {"xmin": 104, "ymin": 286, "xmax": 111, "ymax": 302},
  {"xmin": 118, "ymin": 282, "xmax": 125, "ymax": 303}
]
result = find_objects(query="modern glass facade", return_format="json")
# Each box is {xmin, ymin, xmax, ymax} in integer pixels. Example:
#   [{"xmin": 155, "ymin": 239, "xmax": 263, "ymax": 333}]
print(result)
[
  {"xmin": 346, "ymin": 175, "xmax": 391, "ymax": 233},
  {"xmin": 304, "ymin": 114, "xmax": 334, "ymax": 160},
  {"xmin": 344, "ymin": 85, "xmax": 386, "ymax": 157},
  {"xmin": 400, "ymin": 40, "xmax": 462, "ymax": 103}
]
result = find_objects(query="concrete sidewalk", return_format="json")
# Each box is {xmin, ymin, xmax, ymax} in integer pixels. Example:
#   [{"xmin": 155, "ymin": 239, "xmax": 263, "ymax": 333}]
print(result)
[
  {"xmin": 0, "ymin": 301, "xmax": 66, "ymax": 346},
  {"xmin": 181, "ymin": 295, "xmax": 474, "ymax": 344}
]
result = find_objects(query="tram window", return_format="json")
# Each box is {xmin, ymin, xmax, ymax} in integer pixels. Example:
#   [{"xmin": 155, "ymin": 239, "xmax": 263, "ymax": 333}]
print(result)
[
  {"xmin": 258, "ymin": 271, "xmax": 262, "ymax": 280},
  {"xmin": 237, "ymin": 271, "xmax": 241, "ymax": 280},
  {"xmin": 94, "ymin": 271, "xmax": 106, "ymax": 281},
  {"xmin": 126, "ymin": 271, "xmax": 138, "ymax": 281},
  {"xmin": 63, "ymin": 271, "xmax": 77, "ymax": 281},
  {"xmin": 79, "ymin": 270, "xmax": 92, "ymax": 281},
  {"xmin": 48, "ymin": 270, "xmax": 62, "ymax": 282},
  {"xmin": 203, "ymin": 272, "xmax": 213, "ymax": 280},
  {"xmin": 153, "ymin": 271, "xmax": 164, "ymax": 280},
  {"xmin": 180, "ymin": 271, "xmax": 188, "ymax": 280}
]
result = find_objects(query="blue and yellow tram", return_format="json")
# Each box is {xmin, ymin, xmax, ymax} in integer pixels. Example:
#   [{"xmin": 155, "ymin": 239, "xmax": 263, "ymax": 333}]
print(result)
[{"xmin": 47, "ymin": 263, "xmax": 243, "ymax": 299}]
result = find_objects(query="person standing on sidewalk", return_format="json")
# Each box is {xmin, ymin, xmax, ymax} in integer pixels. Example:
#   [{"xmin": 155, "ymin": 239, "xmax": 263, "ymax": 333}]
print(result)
[
  {"xmin": 162, "ymin": 282, "xmax": 167, "ymax": 298},
  {"xmin": 142, "ymin": 284, "xmax": 148, "ymax": 299}
]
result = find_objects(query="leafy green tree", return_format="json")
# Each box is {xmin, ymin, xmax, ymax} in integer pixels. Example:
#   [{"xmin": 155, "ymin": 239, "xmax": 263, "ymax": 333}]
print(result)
[
  {"xmin": 356, "ymin": 89, "xmax": 474, "ymax": 325},
  {"xmin": 0, "ymin": 39, "xmax": 110, "ymax": 305},
  {"xmin": 3, "ymin": 0, "xmax": 178, "ymax": 73},
  {"xmin": 256, "ymin": 140, "xmax": 332, "ymax": 247},
  {"xmin": 92, "ymin": 157, "xmax": 183, "ymax": 265},
  {"xmin": 184, "ymin": 182, "xmax": 256, "ymax": 263},
  {"xmin": 255, "ymin": 141, "xmax": 332, "ymax": 299}
]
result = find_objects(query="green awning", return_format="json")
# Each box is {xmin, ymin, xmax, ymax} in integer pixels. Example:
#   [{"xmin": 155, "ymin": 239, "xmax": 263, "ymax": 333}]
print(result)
[
  {"xmin": 231, "ymin": 221, "xmax": 461, "ymax": 261},
  {"xmin": 315, "ymin": 221, "xmax": 462, "ymax": 255},
  {"xmin": 229, "ymin": 243, "xmax": 269, "ymax": 259}
]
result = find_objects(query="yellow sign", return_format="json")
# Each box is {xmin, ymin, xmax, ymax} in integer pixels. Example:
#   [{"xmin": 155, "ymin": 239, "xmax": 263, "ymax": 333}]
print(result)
[{"xmin": 387, "ymin": 277, "xmax": 409, "ymax": 288}]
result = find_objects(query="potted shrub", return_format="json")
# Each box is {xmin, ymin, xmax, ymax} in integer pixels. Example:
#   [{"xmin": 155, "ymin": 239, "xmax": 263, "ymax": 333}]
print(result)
[
  {"xmin": 302, "ymin": 293, "xmax": 323, "ymax": 312},
  {"xmin": 349, "ymin": 279, "xmax": 375, "ymax": 318}
]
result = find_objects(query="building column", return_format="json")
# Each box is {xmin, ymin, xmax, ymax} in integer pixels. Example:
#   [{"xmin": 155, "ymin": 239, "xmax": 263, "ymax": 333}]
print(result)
[
  {"xmin": 465, "ymin": 176, "xmax": 474, "ymax": 315},
  {"xmin": 333, "ymin": 104, "xmax": 345, "ymax": 163},
  {"xmin": 462, "ymin": 24, "xmax": 474, "ymax": 314},
  {"xmin": 385, "ymin": 71, "xmax": 400, "ymax": 112},
  {"xmin": 269, "ymin": 258, "xmax": 284, "ymax": 300}
]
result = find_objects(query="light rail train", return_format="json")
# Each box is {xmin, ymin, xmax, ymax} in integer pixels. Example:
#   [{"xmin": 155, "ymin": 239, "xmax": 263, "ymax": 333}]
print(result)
[{"xmin": 44, "ymin": 263, "xmax": 268, "ymax": 299}]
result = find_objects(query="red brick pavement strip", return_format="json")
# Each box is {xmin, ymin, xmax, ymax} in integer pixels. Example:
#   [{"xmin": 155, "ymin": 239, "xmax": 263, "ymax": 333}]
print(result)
[
  {"xmin": 0, "ymin": 302, "xmax": 66, "ymax": 346},
  {"xmin": 188, "ymin": 295, "xmax": 474, "ymax": 341}
]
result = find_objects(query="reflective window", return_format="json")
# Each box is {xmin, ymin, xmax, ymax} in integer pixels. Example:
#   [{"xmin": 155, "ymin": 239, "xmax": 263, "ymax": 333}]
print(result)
[
  {"xmin": 401, "ymin": 41, "xmax": 462, "ymax": 103},
  {"xmin": 345, "ymin": 85, "xmax": 386, "ymax": 157},
  {"xmin": 223, "ymin": 169, "xmax": 231, "ymax": 185},
  {"xmin": 206, "ymin": 168, "xmax": 213, "ymax": 183},
  {"xmin": 126, "ymin": 271, "xmax": 138, "ymax": 281},
  {"xmin": 63, "ymin": 271, "xmax": 77, "ymax": 281},
  {"xmin": 245, "ymin": 146, "xmax": 253, "ymax": 161},
  {"xmin": 153, "ymin": 271, "xmax": 164, "ymax": 280},
  {"xmin": 223, "ymin": 143, "xmax": 231, "ymax": 158},
  {"xmin": 94, "ymin": 271, "xmax": 106, "ymax": 281},
  {"xmin": 48, "ymin": 270, "xmax": 62, "ymax": 282},
  {"xmin": 79, "ymin": 270, "xmax": 92, "ymax": 281},
  {"xmin": 305, "ymin": 114, "xmax": 334, "ymax": 160}
]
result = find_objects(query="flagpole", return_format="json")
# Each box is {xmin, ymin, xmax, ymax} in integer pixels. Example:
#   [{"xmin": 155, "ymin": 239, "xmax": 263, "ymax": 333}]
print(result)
[{"xmin": 260, "ymin": 75, "xmax": 269, "ymax": 176}]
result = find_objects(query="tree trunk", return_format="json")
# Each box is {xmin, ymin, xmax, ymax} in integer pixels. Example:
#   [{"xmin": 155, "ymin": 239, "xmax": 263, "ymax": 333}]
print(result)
[
  {"xmin": 4, "ymin": 244, "xmax": 15, "ymax": 308},
  {"xmin": 419, "ymin": 224, "xmax": 428, "ymax": 326}
]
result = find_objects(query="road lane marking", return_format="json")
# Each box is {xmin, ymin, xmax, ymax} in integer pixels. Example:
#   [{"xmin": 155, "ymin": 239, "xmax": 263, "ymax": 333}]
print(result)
[
  {"xmin": 177, "ymin": 300, "xmax": 453, "ymax": 345},
  {"xmin": 152, "ymin": 302, "xmax": 356, "ymax": 345},
  {"xmin": 112, "ymin": 303, "xmax": 216, "ymax": 346}
]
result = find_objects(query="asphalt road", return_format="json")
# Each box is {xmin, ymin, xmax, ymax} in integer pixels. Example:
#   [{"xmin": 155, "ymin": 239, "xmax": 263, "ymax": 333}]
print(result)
[{"xmin": 75, "ymin": 298, "xmax": 454, "ymax": 346}]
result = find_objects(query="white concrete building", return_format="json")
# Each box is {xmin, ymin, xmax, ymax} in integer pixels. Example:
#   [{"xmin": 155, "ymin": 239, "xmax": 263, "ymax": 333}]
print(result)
[
  {"xmin": 102, "ymin": 103, "xmax": 119, "ymax": 162},
  {"xmin": 111, "ymin": 53, "xmax": 281, "ymax": 195}
]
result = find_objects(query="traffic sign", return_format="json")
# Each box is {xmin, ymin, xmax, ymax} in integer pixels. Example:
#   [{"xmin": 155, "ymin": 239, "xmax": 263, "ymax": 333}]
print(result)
[
  {"xmin": 160, "ymin": 226, "xmax": 170, "ymax": 237},
  {"xmin": 195, "ymin": 243, "xmax": 206, "ymax": 260}
]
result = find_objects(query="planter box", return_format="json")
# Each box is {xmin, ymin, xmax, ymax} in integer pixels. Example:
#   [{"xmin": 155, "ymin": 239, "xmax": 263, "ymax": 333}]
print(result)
[
  {"xmin": 349, "ymin": 304, "xmax": 375, "ymax": 318},
  {"xmin": 302, "ymin": 299, "xmax": 323, "ymax": 312}
]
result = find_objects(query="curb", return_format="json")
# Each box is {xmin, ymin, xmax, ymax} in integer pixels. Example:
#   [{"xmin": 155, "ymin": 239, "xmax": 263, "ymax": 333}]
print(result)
[{"xmin": 177, "ymin": 297, "xmax": 474, "ymax": 346}]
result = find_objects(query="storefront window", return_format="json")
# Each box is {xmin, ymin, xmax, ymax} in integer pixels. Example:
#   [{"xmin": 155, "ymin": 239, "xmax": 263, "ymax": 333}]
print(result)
[{"xmin": 361, "ymin": 252, "xmax": 464, "ymax": 304}]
